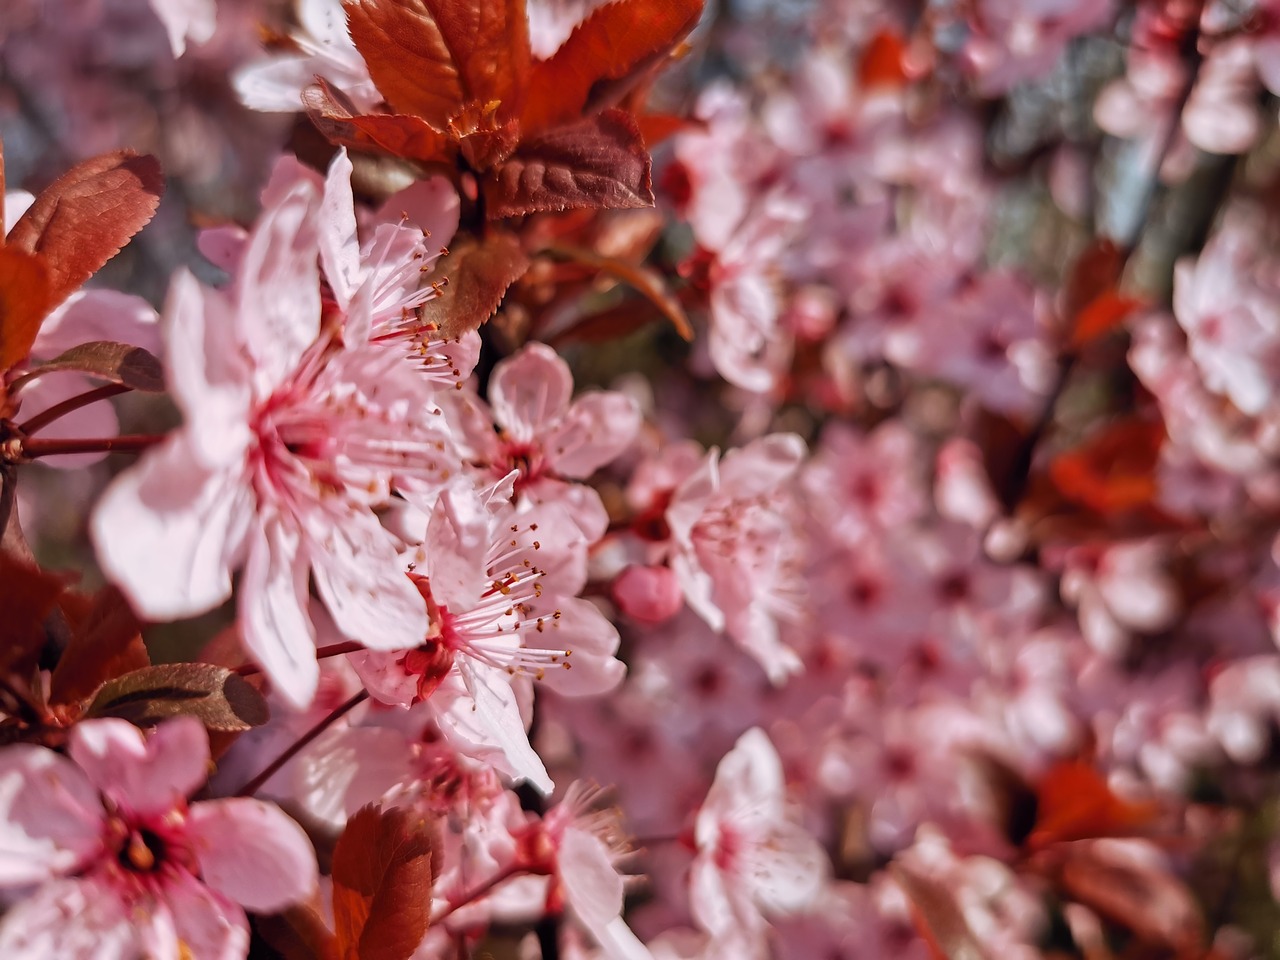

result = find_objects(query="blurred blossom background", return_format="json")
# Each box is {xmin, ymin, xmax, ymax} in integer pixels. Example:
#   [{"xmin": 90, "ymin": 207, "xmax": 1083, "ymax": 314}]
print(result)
[{"xmin": 6, "ymin": 0, "xmax": 1280, "ymax": 957}]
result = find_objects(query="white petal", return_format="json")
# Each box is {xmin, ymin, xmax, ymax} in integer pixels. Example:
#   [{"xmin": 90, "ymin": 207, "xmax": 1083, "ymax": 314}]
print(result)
[
  {"xmin": 91, "ymin": 434, "xmax": 252, "ymax": 621},
  {"xmin": 239, "ymin": 518, "xmax": 320, "ymax": 710}
]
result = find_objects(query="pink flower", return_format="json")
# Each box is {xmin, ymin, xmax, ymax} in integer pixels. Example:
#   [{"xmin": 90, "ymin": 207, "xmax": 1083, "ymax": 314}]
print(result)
[
  {"xmin": 1182, "ymin": 38, "xmax": 1262, "ymax": 155},
  {"xmin": 0, "ymin": 718, "xmax": 316, "ymax": 959},
  {"xmin": 352, "ymin": 486, "xmax": 626, "ymax": 791},
  {"xmin": 234, "ymin": 0, "xmax": 379, "ymax": 112},
  {"xmin": 446, "ymin": 342, "xmax": 641, "ymax": 540},
  {"xmin": 667, "ymin": 434, "xmax": 808, "ymax": 682},
  {"xmin": 690, "ymin": 728, "xmax": 827, "ymax": 942},
  {"xmin": 514, "ymin": 782, "xmax": 653, "ymax": 959},
  {"xmin": 147, "ymin": 0, "xmax": 216, "ymax": 57},
  {"xmin": 92, "ymin": 175, "xmax": 460, "ymax": 708}
]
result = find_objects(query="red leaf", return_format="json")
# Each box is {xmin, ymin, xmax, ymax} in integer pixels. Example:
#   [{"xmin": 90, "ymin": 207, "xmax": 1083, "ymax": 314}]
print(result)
[
  {"xmin": 343, "ymin": 0, "xmax": 529, "ymax": 129},
  {"xmin": 632, "ymin": 112, "xmax": 689, "ymax": 146},
  {"xmin": 7, "ymin": 151, "xmax": 163, "ymax": 309},
  {"xmin": 0, "ymin": 248, "xmax": 52, "ymax": 372},
  {"xmin": 483, "ymin": 109, "xmax": 653, "ymax": 218},
  {"xmin": 1056, "ymin": 840, "xmax": 1204, "ymax": 953},
  {"xmin": 413, "ymin": 230, "xmax": 530, "ymax": 338},
  {"xmin": 1062, "ymin": 239, "xmax": 1126, "ymax": 329},
  {"xmin": 255, "ymin": 896, "xmax": 341, "ymax": 960},
  {"xmin": 1070, "ymin": 290, "xmax": 1145, "ymax": 347},
  {"xmin": 303, "ymin": 80, "xmax": 454, "ymax": 164},
  {"xmin": 522, "ymin": 0, "xmax": 705, "ymax": 134},
  {"xmin": 544, "ymin": 244, "xmax": 692, "ymax": 339},
  {"xmin": 858, "ymin": 30, "xmax": 911, "ymax": 89},
  {"xmin": 1026, "ymin": 761, "xmax": 1161, "ymax": 851},
  {"xmin": 332, "ymin": 804, "xmax": 438, "ymax": 960},
  {"xmin": 0, "ymin": 549, "xmax": 71, "ymax": 678},
  {"xmin": 50, "ymin": 586, "xmax": 150, "ymax": 709},
  {"xmin": 0, "ymin": 137, "xmax": 6, "ymax": 240},
  {"xmin": 1049, "ymin": 419, "xmax": 1164, "ymax": 516}
]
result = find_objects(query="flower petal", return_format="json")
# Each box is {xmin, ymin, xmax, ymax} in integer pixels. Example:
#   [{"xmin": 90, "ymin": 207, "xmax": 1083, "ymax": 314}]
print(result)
[
  {"xmin": 308, "ymin": 509, "xmax": 428, "ymax": 652},
  {"xmin": 167, "ymin": 874, "xmax": 249, "ymax": 960},
  {"xmin": 490, "ymin": 342, "xmax": 574, "ymax": 442},
  {"xmin": 189, "ymin": 798, "xmax": 318, "ymax": 913},
  {"xmin": 91, "ymin": 432, "xmax": 252, "ymax": 621},
  {"xmin": 0, "ymin": 878, "xmax": 136, "ymax": 960},
  {"xmin": 542, "ymin": 391, "xmax": 640, "ymax": 479},
  {"xmin": 68, "ymin": 717, "xmax": 208, "ymax": 818},
  {"xmin": 0, "ymin": 747, "xmax": 102, "ymax": 885},
  {"xmin": 239, "ymin": 517, "xmax": 320, "ymax": 711},
  {"xmin": 559, "ymin": 827, "xmax": 624, "ymax": 931}
]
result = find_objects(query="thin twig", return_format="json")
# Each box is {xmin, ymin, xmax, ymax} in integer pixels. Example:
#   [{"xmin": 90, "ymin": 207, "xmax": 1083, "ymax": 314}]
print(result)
[
  {"xmin": 16, "ymin": 433, "xmax": 165, "ymax": 460},
  {"xmin": 232, "ymin": 640, "xmax": 366, "ymax": 676},
  {"xmin": 235, "ymin": 690, "xmax": 369, "ymax": 797},
  {"xmin": 17, "ymin": 384, "xmax": 131, "ymax": 436}
]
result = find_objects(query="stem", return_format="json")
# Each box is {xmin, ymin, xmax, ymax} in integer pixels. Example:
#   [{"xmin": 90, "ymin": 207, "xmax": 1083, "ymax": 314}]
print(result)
[
  {"xmin": 232, "ymin": 640, "xmax": 365, "ymax": 676},
  {"xmin": 431, "ymin": 864, "xmax": 525, "ymax": 924},
  {"xmin": 16, "ymin": 433, "xmax": 165, "ymax": 460},
  {"xmin": 17, "ymin": 384, "xmax": 131, "ymax": 436},
  {"xmin": 235, "ymin": 690, "xmax": 368, "ymax": 797}
]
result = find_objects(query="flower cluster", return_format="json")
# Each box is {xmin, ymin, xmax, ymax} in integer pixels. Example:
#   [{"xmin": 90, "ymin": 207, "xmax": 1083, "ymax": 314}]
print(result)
[{"xmin": 3, "ymin": 0, "xmax": 1280, "ymax": 958}]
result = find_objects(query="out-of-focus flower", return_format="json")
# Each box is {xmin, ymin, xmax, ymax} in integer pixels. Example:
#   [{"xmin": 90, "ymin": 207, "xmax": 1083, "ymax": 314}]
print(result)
[
  {"xmin": 690, "ymin": 728, "xmax": 827, "ymax": 945},
  {"xmin": 667, "ymin": 435, "xmax": 809, "ymax": 683},
  {"xmin": 234, "ymin": 0, "xmax": 380, "ymax": 112}
]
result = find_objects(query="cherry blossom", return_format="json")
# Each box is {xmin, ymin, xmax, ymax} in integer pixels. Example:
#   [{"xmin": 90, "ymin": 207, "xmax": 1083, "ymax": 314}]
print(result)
[
  {"xmin": 351, "ymin": 486, "xmax": 626, "ymax": 791},
  {"xmin": 666, "ymin": 434, "xmax": 808, "ymax": 683},
  {"xmin": 690, "ymin": 728, "xmax": 827, "ymax": 944},
  {"xmin": 445, "ymin": 342, "xmax": 642, "ymax": 540},
  {"xmin": 92, "ymin": 173, "xmax": 460, "ymax": 708},
  {"xmin": 0, "ymin": 718, "xmax": 315, "ymax": 959}
]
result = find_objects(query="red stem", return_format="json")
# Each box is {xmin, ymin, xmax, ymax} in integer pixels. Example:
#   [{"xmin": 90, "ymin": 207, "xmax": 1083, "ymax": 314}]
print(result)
[
  {"xmin": 232, "ymin": 640, "xmax": 365, "ymax": 676},
  {"xmin": 17, "ymin": 434, "xmax": 165, "ymax": 460},
  {"xmin": 432, "ymin": 864, "xmax": 526, "ymax": 925},
  {"xmin": 235, "ymin": 690, "xmax": 369, "ymax": 797},
  {"xmin": 17, "ymin": 384, "xmax": 131, "ymax": 436}
]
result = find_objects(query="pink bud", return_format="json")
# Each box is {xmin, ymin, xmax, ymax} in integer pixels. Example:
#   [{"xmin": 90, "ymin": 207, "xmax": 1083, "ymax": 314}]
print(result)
[{"xmin": 612, "ymin": 564, "xmax": 683, "ymax": 625}]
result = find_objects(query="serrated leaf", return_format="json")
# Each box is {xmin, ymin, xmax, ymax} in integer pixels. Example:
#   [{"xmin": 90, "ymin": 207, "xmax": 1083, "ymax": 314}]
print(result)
[
  {"xmin": 413, "ymin": 230, "xmax": 529, "ymax": 338},
  {"xmin": 344, "ymin": 0, "xmax": 530, "ymax": 128},
  {"xmin": 86, "ymin": 663, "xmax": 270, "ymax": 732},
  {"xmin": 34, "ymin": 341, "xmax": 164, "ymax": 392},
  {"xmin": 50, "ymin": 586, "xmax": 150, "ymax": 709},
  {"xmin": 483, "ymin": 109, "xmax": 653, "ymax": 218},
  {"xmin": 303, "ymin": 80, "xmax": 455, "ymax": 164},
  {"xmin": 523, "ymin": 0, "xmax": 704, "ymax": 134},
  {"xmin": 7, "ymin": 151, "xmax": 163, "ymax": 309},
  {"xmin": 332, "ymin": 804, "xmax": 438, "ymax": 960},
  {"xmin": 0, "ymin": 248, "xmax": 52, "ymax": 372}
]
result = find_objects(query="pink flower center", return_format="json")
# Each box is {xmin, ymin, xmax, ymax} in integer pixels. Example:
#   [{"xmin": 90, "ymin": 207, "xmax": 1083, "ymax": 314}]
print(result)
[
  {"xmin": 498, "ymin": 438, "xmax": 547, "ymax": 492},
  {"xmin": 101, "ymin": 809, "xmax": 194, "ymax": 902}
]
